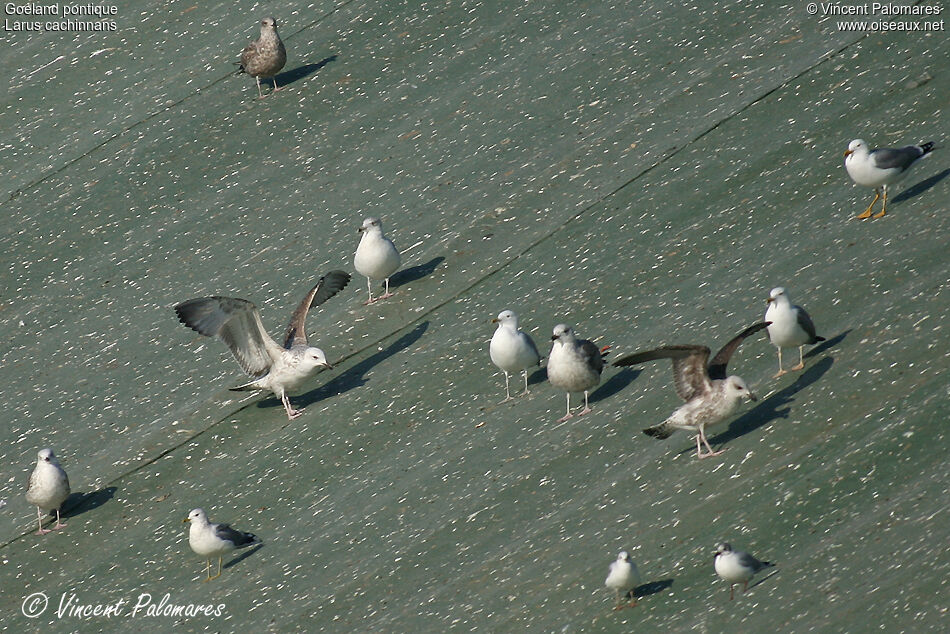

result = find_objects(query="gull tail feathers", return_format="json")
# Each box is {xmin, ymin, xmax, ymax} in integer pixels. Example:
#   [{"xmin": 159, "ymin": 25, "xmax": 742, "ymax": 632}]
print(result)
[
  {"xmin": 229, "ymin": 378, "xmax": 264, "ymax": 392},
  {"xmin": 643, "ymin": 422, "xmax": 674, "ymax": 440}
]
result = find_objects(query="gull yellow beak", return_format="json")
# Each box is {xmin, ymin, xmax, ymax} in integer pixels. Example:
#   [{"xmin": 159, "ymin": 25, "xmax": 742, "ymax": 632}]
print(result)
[
  {"xmin": 182, "ymin": 518, "xmax": 190, "ymax": 524},
  {"xmin": 843, "ymin": 149, "xmax": 854, "ymax": 157},
  {"xmin": 491, "ymin": 318, "xmax": 499, "ymax": 324}
]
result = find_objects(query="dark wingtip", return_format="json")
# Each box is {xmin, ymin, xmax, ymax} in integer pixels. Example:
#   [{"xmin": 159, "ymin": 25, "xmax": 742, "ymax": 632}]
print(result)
[
  {"xmin": 643, "ymin": 426, "xmax": 671, "ymax": 440},
  {"xmin": 920, "ymin": 141, "xmax": 936, "ymax": 154}
]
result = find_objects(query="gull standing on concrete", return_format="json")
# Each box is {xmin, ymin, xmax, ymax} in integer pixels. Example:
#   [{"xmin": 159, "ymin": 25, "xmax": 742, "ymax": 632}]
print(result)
[
  {"xmin": 354, "ymin": 217, "xmax": 401, "ymax": 304},
  {"xmin": 613, "ymin": 323, "xmax": 768, "ymax": 459},
  {"xmin": 25, "ymin": 448, "xmax": 70, "ymax": 536},
  {"xmin": 547, "ymin": 324, "xmax": 608, "ymax": 422},
  {"xmin": 489, "ymin": 309, "xmax": 541, "ymax": 401},
  {"xmin": 714, "ymin": 543, "xmax": 774, "ymax": 600},
  {"xmin": 184, "ymin": 508, "xmax": 261, "ymax": 582},
  {"xmin": 605, "ymin": 551, "xmax": 641, "ymax": 610},
  {"xmin": 238, "ymin": 17, "xmax": 287, "ymax": 98},
  {"xmin": 844, "ymin": 138, "xmax": 935, "ymax": 219},
  {"xmin": 765, "ymin": 287, "xmax": 824, "ymax": 377},
  {"xmin": 175, "ymin": 271, "xmax": 350, "ymax": 420}
]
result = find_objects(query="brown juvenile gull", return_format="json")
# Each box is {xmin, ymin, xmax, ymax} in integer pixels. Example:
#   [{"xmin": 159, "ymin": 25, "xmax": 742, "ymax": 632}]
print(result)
[
  {"xmin": 354, "ymin": 217, "xmax": 401, "ymax": 304},
  {"xmin": 175, "ymin": 271, "xmax": 350, "ymax": 420},
  {"xmin": 605, "ymin": 551, "xmax": 641, "ymax": 610},
  {"xmin": 25, "ymin": 448, "xmax": 70, "ymax": 536},
  {"xmin": 714, "ymin": 542, "xmax": 774, "ymax": 600},
  {"xmin": 612, "ymin": 322, "xmax": 768, "ymax": 459},
  {"xmin": 238, "ymin": 17, "xmax": 287, "ymax": 98},
  {"xmin": 184, "ymin": 508, "xmax": 261, "ymax": 582},
  {"xmin": 844, "ymin": 138, "xmax": 935, "ymax": 219},
  {"xmin": 547, "ymin": 324, "xmax": 608, "ymax": 422},
  {"xmin": 489, "ymin": 309, "xmax": 542, "ymax": 401},
  {"xmin": 765, "ymin": 286, "xmax": 824, "ymax": 377}
]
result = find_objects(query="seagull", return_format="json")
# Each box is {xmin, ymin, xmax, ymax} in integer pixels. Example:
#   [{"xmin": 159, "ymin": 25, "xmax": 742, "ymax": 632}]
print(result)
[
  {"xmin": 844, "ymin": 138, "xmax": 935, "ymax": 219},
  {"xmin": 238, "ymin": 17, "xmax": 287, "ymax": 98},
  {"xmin": 26, "ymin": 448, "xmax": 70, "ymax": 536},
  {"xmin": 489, "ymin": 309, "xmax": 542, "ymax": 401},
  {"xmin": 547, "ymin": 324, "xmax": 608, "ymax": 422},
  {"xmin": 613, "ymin": 322, "xmax": 769, "ymax": 459},
  {"xmin": 354, "ymin": 217, "xmax": 401, "ymax": 304},
  {"xmin": 714, "ymin": 543, "xmax": 774, "ymax": 600},
  {"xmin": 605, "ymin": 551, "xmax": 641, "ymax": 610},
  {"xmin": 765, "ymin": 287, "xmax": 824, "ymax": 378},
  {"xmin": 175, "ymin": 271, "xmax": 350, "ymax": 420},
  {"xmin": 184, "ymin": 508, "xmax": 261, "ymax": 582}
]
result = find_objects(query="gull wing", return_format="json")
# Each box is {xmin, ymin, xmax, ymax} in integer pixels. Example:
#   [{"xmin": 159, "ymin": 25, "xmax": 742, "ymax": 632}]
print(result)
[
  {"xmin": 707, "ymin": 322, "xmax": 770, "ymax": 380},
  {"xmin": 614, "ymin": 345, "xmax": 711, "ymax": 402},
  {"xmin": 213, "ymin": 522, "xmax": 259, "ymax": 548},
  {"xmin": 175, "ymin": 296, "xmax": 283, "ymax": 378},
  {"xmin": 794, "ymin": 306, "xmax": 822, "ymax": 343},
  {"xmin": 869, "ymin": 145, "xmax": 927, "ymax": 171},
  {"xmin": 578, "ymin": 339, "xmax": 605, "ymax": 375},
  {"xmin": 282, "ymin": 270, "xmax": 351, "ymax": 349}
]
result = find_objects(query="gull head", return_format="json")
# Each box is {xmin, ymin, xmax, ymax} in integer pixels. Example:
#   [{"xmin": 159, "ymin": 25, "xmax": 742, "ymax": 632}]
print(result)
[
  {"xmin": 37, "ymin": 448, "xmax": 58, "ymax": 464},
  {"xmin": 261, "ymin": 17, "xmax": 278, "ymax": 30},
  {"xmin": 492, "ymin": 309, "xmax": 519, "ymax": 328},
  {"xmin": 551, "ymin": 324, "xmax": 574, "ymax": 342},
  {"xmin": 766, "ymin": 286, "xmax": 788, "ymax": 305},
  {"xmin": 359, "ymin": 217, "xmax": 383, "ymax": 234},
  {"xmin": 617, "ymin": 551, "xmax": 631, "ymax": 563},
  {"xmin": 184, "ymin": 508, "xmax": 208, "ymax": 525},
  {"xmin": 715, "ymin": 542, "xmax": 733, "ymax": 557},
  {"xmin": 843, "ymin": 139, "xmax": 867, "ymax": 159},
  {"xmin": 303, "ymin": 347, "xmax": 332, "ymax": 371},
  {"xmin": 725, "ymin": 376, "xmax": 756, "ymax": 402}
]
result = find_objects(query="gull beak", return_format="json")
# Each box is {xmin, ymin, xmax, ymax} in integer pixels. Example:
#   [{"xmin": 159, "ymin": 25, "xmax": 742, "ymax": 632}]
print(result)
[
  {"xmin": 748, "ymin": 391, "xmax": 758, "ymax": 402},
  {"xmin": 551, "ymin": 335, "xmax": 558, "ymax": 341},
  {"xmin": 491, "ymin": 318, "xmax": 499, "ymax": 324},
  {"xmin": 182, "ymin": 518, "xmax": 191, "ymax": 524},
  {"xmin": 358, "ymin": 226, "xmax": 366, "ymax": 233},
  {"xmin": 766, "ymin": 297, "xmax": 774, "ymax": 304},
  {"xmin": 322, "ymin": 361, "xmax": 333, "ymax": 370},
  {"xmin": 843, "ymin": 149, "xmax": 854, "ymax": 157}
]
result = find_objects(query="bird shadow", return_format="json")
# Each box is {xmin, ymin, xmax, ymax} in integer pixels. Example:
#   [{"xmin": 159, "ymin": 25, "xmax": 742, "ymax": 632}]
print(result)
[
  {"xmin": 527, "ymin": 366, "xmax": 547, "ymax": 387},
  {"xmin": 634, "ymin": 578, "xmax": 674, "ymax": 598},
  {"xmin": 892, "ymin": 168, "xmax": 950, "ymax": 203},
  {"xmin": 590, "ymin": 368, "xmax": 641, "ymax": 404},
  {"xmin": 748, "ymin": 566, "xmax": 779, "ymax": 590},
  {"xmin": 287, "ymin": 321, "xmax": 430, "ymax": 407},
  {"xmin": 804, "ymin": 328, "xmax": 851, "ymax": 359},
  {"xmin": 61, "ymin": 486, "xmax": 117, "ymax": 519},
  {"xmin": 389, "ymin": 257, "xmax": 445, "ymax": 290},
  {"xmin": 705, "ymin": 355, "xmax": 834, "ymax": 449},
  {"xmin": 275, "ymin": 55, "xmax": 338, "ymax": 88},
  {"xmin": 223, "ymin": 543, "xmax": 264, "ymax": 570}
]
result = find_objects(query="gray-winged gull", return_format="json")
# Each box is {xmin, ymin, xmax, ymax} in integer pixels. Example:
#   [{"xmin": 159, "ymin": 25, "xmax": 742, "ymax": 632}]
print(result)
[
  {"xmin": 175, "ymin": 270, "xmax": 350, "ymax": 420},
  {"xmin": 714, "ymin": 542, "xmax": 774, "ymax": 600},
  {"xmin": 613, "ymin": 322, "xmax": 768, "ymax": 459},
  {"xmin": 239, "ymin": 17, "xmax": 287, "ymax": 98},
  {"xmin": 605, "ymin": 551, "xmax": 641, "ymax": 610},
  {"xmin": 844, "ymin": 138, "xmax": 935, "ymax": 219},
  {"xmin": 765, "ymin": 287, "xmax": 824, "ymax": 377},
  {"xmin": 489, "ymin": 309, "xmax": 542, "ymax": 401},
  {"xmin": 354, "ymin": 217, "xmax": 401, "ymax": 304},
  {"xmin": 184, "ymin": 508, "xmax": 261, "ymax": 582},
  {"xmin": 547, "ymin": 324, "xmax": 608, "ymax": 422},
  {"xmin": 25, "ymin": 448, "xmax": 70, "ymax": 536}
]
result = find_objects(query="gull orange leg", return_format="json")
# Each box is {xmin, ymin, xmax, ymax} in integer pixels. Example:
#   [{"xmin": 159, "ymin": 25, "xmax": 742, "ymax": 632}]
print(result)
[
  {"xmin": 872, "ymin": 186, "xmax": 888, "ymax": 218},
  {"xmin": 855, "ymin": 190, "xmax": 880, "ymax": 219}
]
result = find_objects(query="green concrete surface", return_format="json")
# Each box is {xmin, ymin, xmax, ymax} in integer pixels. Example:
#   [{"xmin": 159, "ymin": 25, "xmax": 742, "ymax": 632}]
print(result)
[{"xmin": 1, "ymin": 0, "xmax": 947, "ymax": 631}]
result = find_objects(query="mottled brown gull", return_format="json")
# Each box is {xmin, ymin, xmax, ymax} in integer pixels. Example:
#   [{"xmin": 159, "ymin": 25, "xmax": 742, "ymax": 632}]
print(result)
[
  {"xmin": 239, "ymin": 17, "xmax": 287, "ymax": 98},
  {"xmin": 175, "ymin": 271, "xmax": 350, "ymax": 420},
  {"xmin": 612, "ymin": 322, "xmax": 768, "ymax": 459}
]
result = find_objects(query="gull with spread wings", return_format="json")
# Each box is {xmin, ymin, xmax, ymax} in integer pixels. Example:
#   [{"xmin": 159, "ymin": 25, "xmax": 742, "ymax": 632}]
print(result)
[
  {"xmin": 612, "ymin": 322, "xmax": 769, "ymax": 459},
  {"xmin": 175, "ymin": 271, "xmax": 350, "ymax": 420}
]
